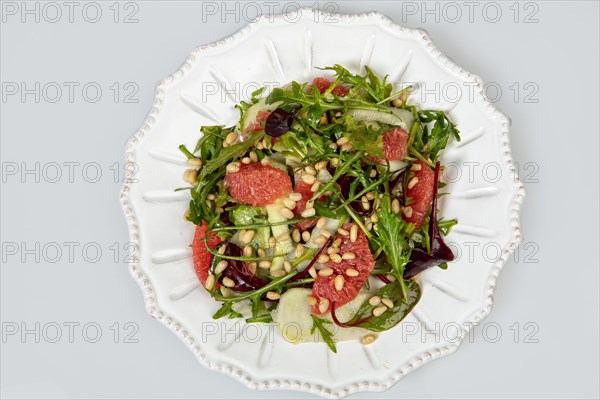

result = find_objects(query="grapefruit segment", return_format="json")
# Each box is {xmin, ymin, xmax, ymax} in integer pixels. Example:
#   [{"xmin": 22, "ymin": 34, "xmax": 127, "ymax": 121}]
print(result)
[
  {"xmin": 311, "ymin": 77, "xmax": 349, "ymax": 97},
  {"xmin": 224, "ymin": 162, "xmax": 292, "ymax": 207},
  {"xmin": 192, "ymin": 221, "xmax": 222, "ymax": 286},
  {"xmin": 403, "ymin": 161, "xmax": 435, "ymax": 228},
  {"xmin": 311, "ymin": 223, "xmax": 375, "ymax": 314}
]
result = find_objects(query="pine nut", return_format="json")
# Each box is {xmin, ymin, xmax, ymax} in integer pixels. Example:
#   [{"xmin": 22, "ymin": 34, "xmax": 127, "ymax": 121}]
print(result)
[
  {"xmin": 411, "ymin": 163, "xmax": 422, "ymax": 171},
  {"xmin": 317, "ymin": 254, "xmax": 330, "ymax": 263},
  {"xmin": 345, "ymin": 268, "xmax": 359, "ymax": 277},
  {"xmin": 369, "ymin": 296, "xmax": 381, "ymax": 306},
  {"xmin": 257, "ymin": 248, "xmax": 266, "ymax": 257},
  {"xmin": 186, "ymin": 158, "xmax": 202, "ymax": 167},
  {"xmin": 330, "ymin": 253, "xmax": 342, "ymax": 263},
  {"xmin": 258, "ymin": 260, "xmax": 272, "ymax": 269},
  {"xmin": 320, "ymin": 228, "xmax": 332, "ymax": 238},
  {"xmin": 315, "ymin": 160, "xmax": 328, "ymax": 170},
  {"xmin": 330, "ymin": 158, "xmax": 340, "ymax": 167},
  {"xmin": 295, "ymin": 244, "xmax": 305, "ymax": 257},
  {"xmin": 326, "ymin": 246, "xmax": 339, "ymax": 255},
  {"xmin": 361, "ymin": 197, "xmax": 370, "ymax": 211},
  {"xmin": 392, "ymin": 199, "xmax": 400, "ymax": 214},
  {"xmin": 206, "ymin": 194, "xmax": 216, "ymax": 201},
  {"xmin": 402, "ymin": 206, "xmax": 413, "ymax": 218},
  {"xmin": 222, "ymin": 277, "xmax": 235, "ymax": 288},
  {"xmin": 301, "ymin": 208, "xmax": 315, "ymax": 218},
  {"xmin": 302, "ymin": 231, "xmax": 311, "ymax": 242},
  {"xmin": 370, "ymin": 213, "xmax": 379, "ymax": 223},
  {"xmin": 310, "ymin": 182, "xmax": 320, "ymax": 192},
  {"xmin": 318, "ymin": 268, "xmax": 334, "ymax": 277},
  {"xmin": 283, "ymin": 198, "xmax": 296, "ymax": 209},
  {"xmin": 334, "ymin": 275, "xmax": 345, "ymax": 291},
  {"xmin": 246, "ymin": 261, "xmax": 258, "ymax": 275},
  {"xmin": 314, "ymin": 236, "xmax": 328, "ymax": 245},
  {"xmin": 241, "ymin": 157, "xmax": 251, "ymax": 164},
  {"xmin": 366, "ymin": 221, "xmax": 373, "ymax": 231},
  {"xmin": 336, "ymin": 137, "xmax": 349, "ymax": 146},
  {"xmin": 242, "ymin": 230, "xmax": 255, "ymax": 243},
  {"xmin": 205, "ymin": 274, "xmax": 216, "ymax": 290},
  {"xmin": 284, "ymin": 261, "xmax": 292, "ymax": 273},
  {"xmin": 372, "ymin": 305, "xmax": 387, "ymax": 317},
  {"xmin": 365, "ymin": 192, "xmax": 375, "ymax": 201},
  {"xmin": 215, "ymin": 260, "xmax": 228, "ymax": 274},
  {"xmin": 341, "ymin": 143, "xmax": 353, "ymax": 152},
  {"xmin": 308, "ymin": 266, "xmax": 317, "ymax": 279},
  {"xmin": 225, "ymin": 131, "xmax": 238, "ymax": 144},
  {"xmin": 361, "ymin": 334, "xmax": 377, "ymax": 345},
  {"xmin": 333, "ymin": 238, "xmax": 342, "ymax": 247},
  {"xmin": 292, "ymin": 228, "xmax": 301, "ymax": 242},
  {"xmin": 289, "ymin": 192, "xmax": 302, "ymax": 202},
  {"xmin": 226, "ymin": 162, "xmax": 240, "ymax": 173},
  {"xmin": 316, "ymin": 217, "xmax": 327, "ymax": 228},
  {"xmin": 350, "ymin": 224, "xmax": 358, "ymax": 242},
  {"xmin": 328, "ymin": 143, "xmax": 338, "ymax": 150},
  {"xmin": 271, "ymin": 270, "xmax": 286, "ymax": 277},
  {"xmin": 301, "ymin": 174, "xmax": 316, "ymax": 185},
  {"xmin": 266, "ymin": 291, "xmax": 280, "ymax": 300},
  {"xmin": 407, "ymin": 176, "xmax": 419, "ymax": 189},
  {"xmin": 369, "ymin": 169, "xmax": 377, "ymax": 178},
  {"xmin": 307, "ymin": 295, "xmax": 318, "ymax": 306},
  {"xmin": 342, "ymin": 252, "xmax": 355, "ymax": 260},
  {"xmin": 183, "ymin": 169, "xmax": 198, "ymax": 184},
  {"xmin": 337, "ymin": 228, "xmax": 349, "ymax": 236},
  {"xmin": 318, "ymin": 298, "xmax": 330, "ymax": 314},
  {"xmin": 392, "ymin": 98, "xmax": 403, "ymax": 108},
  {"xmin": 319, "ymin": 114, "xmax": 328, "ymax": 125},
  {"xmin": 247, "ymin": 262, "xmax": 257, "ymax": 274},
  {"xmin": 249, "ymin": 151, "xmax": 258, "ymax": 162},
  {"xmin": 304, "ymin": 165, "xmax": 317, "ymax": 175},
  {"xmin": 280, "ymin": 208, "xmax": 294, "ymax": 219},
  {"xmin": 381, "ymin": 298, "xmax": 394, "ymax": 308}
]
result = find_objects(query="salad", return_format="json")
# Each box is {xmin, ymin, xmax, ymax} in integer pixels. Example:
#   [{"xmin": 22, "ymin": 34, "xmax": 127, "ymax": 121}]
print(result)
[{"xmin": 178, "ymin": 65, "xmax": 459, "ymax": 352}]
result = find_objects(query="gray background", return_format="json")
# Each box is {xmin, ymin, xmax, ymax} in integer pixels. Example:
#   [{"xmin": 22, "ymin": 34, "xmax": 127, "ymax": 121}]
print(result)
[{"xmin": 1, "ymin": 1, "xmax": 599, "ymax": 398}]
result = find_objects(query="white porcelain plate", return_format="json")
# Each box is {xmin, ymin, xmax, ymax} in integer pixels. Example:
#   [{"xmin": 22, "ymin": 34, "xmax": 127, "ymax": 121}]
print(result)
[{"xmin": 120, "ymin": 10, "xmax": 524, "ymax": 398}]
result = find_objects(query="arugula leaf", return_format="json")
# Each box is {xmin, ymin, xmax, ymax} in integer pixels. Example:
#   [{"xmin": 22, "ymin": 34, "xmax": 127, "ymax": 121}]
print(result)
[
  {"xmin": 418, "ymin": 111, "xmax": 460, "ymax": 161},
  {"xmin": 272, "ymin": 132, "xmax": 308, "ymax": 159},
  {"xmin": 197, "ymin": 133, "xmax": 263, "ymax": 183},
  {"xmin": 375, "ymin": 196, "xmax": 413, "ymax": 298},
  {"xmin": 230, "ymin": 205, "xmax": 265, "ymax": 226},
  {"xmin": 340, "ymin": 114, "xmax": 385, "ymax": 158},
  {"xmin": 178, "ymin": 144, "xmax": 195, "ymax": 160},
  {"xmin": 438, "ymin": 218, "xmax": 458, "ymax": 236},
  {"xmin": 310, "ymin": 315, "xmax": 337, "ymax": 353},
  {"xmin": 211, "ymin": 270, "xmax": 298, "ymax": 303},
  {"xmin": 342, "ymin": 280, "xmax": 421, "ymax": 332}
]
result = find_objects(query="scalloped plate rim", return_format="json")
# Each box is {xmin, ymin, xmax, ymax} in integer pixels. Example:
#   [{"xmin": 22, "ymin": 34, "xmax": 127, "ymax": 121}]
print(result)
[{"xmin": 119, "ymin": 10, "xmax": 525, "ymax": 399}]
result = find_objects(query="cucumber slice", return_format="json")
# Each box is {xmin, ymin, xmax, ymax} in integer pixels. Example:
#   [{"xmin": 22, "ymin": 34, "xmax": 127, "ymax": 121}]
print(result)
[
  {"xmin": 266, "ymin": 199, "xmax": 293, "ymax": 272},
  {"xmin": 272, "ymin": 288, "xmax": 373, "ymax": 343},
  {"xmin": 348, "ymin": 107, "xmax": 413, "ymax": 130}
]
